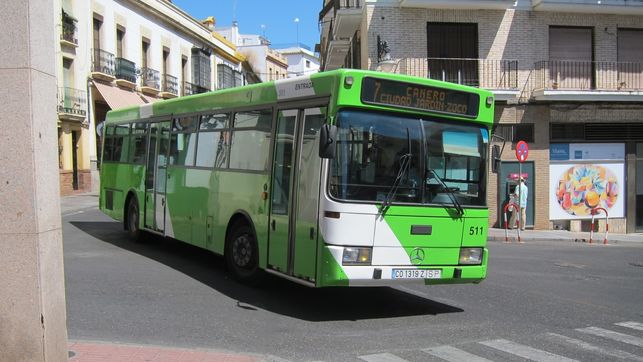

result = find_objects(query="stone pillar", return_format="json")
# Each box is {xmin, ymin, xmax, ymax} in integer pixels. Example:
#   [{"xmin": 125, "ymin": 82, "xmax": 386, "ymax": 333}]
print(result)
[{"xmin": 0, "ymin": 0, "xmax": 69, "ymax": 361}]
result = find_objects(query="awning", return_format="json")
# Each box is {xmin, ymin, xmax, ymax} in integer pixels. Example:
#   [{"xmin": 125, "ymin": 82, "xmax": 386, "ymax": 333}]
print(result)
[{"xmin": 93, "ymin": 81, "xmax": 145, "ymax": 110}]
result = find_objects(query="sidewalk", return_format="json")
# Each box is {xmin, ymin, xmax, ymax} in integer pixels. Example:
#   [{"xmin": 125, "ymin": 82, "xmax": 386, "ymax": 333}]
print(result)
[
  {"xmin": 488, "ymin": 227, "xmax": 643, "ymax": 243},
  {"xmin": 68, "ymin": 341, "xmax": 270, "ymax": 362},
  {"xmin": 61, "ymin": 192, "xmax": 99, "ymax": 216}
]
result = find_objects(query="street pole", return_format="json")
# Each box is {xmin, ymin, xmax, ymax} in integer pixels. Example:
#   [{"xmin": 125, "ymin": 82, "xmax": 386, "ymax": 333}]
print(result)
[{"xmin": 518, "ymin": 162, "xmax": 522, "ymax": 239}]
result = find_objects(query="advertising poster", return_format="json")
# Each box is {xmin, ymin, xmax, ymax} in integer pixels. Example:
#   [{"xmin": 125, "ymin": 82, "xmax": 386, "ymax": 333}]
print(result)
[{"xmin": 549, "ymin": 163, "xmax": 624, "ymax": 220}]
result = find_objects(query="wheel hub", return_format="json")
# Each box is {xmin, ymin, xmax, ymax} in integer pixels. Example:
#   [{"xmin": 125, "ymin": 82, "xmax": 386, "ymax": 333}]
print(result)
[{"xmin": 233, "ymin": 235, "xmax": 252, "ymax": 268}]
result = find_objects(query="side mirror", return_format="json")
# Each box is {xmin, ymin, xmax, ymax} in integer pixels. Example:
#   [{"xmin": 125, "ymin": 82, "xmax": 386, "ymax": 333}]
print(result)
[
  {"xmin": 319, "ymin": 123, "xmax": 337, "ymax": 159},
  {"xmin": 492, "ymin": 144, "xmax": 501, "ymax": 173}
]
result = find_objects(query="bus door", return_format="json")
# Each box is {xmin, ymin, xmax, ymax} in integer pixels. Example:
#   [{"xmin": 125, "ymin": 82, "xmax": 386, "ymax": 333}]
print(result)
[
  {"xmin": 144, "ymin": 120, "xmax": 171, "ymax": 233},
  {"xmin": 269, "ymin": 107, "xmax": 325, "ymax": 281}
]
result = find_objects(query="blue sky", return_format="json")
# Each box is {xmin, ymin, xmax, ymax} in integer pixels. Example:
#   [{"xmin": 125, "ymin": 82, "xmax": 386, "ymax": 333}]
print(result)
[{"xmin": 172, "ymin": 0, "xmax": 321, "ymax": 50}]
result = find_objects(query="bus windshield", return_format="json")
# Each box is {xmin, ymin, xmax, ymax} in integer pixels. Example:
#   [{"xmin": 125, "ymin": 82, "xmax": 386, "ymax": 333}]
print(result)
[{"xmin": 329, "ymin": 109, "xmax": 489, "ymax": 207}]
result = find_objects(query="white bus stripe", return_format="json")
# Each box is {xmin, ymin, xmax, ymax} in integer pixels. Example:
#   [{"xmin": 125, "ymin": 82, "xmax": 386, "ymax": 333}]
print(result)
[
  {"xmin": 616, "ymin": 321, "xmax": 643, "ymax": 332},
  {"xmin": 577, "ymin": 327, "xmax": 643, "ymax": 347},
  {"xmin": 479, "ymin": 339, "xmax": 579, "ymax": 361},
  {"xmin": 358, "ymin": 353, "xmax": 410, "ymax": 362},
  {"xmin": 423, "ymin": 345, "xmax": 493, "ymax": 362},
  {"xmin": 548, "ymin": 333, "xmax": 643, "ymax": 361}
]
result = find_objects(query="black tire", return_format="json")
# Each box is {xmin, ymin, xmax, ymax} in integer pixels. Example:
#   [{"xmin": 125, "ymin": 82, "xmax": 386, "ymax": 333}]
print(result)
[
  {"xmin": 225, "ymin": 223, "xmax": 261, "ymax": 283},
  {"xmin": 126, "ymin": 197, "xmax": 141, "ymax": 241}
]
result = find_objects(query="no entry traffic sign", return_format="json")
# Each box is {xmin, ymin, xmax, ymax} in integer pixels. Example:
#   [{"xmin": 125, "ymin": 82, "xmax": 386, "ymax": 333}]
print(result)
[{"xmin": 515, "ymin": 140, "xmax": 529, "ymax": 163}]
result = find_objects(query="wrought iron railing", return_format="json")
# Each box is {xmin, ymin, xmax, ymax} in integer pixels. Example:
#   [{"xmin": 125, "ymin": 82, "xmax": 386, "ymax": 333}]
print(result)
[
  {"xmin": 194, "ymin": 84, "xmax": 210, "ymax": 94},
  {"xmin": 162, "ymin": 74, "xmax": 178, "ymax": 95},
  {"xmin": 320, "ymin": 0, "xmax": 361, "ymax": 19},
  {"xmin": 534, "ymin": 60, "xmax": 643, "ymax": 90},
  {"xmin": 182, "ymin": 81, "xmax": 195, "ymax": 96},
  {"xmin": 57, "ymin": 87, "xmax": 87, "ymax": 116},
  {"xmin": 140, "ymin": 67, "xmax": 160, "ymax": 89},
  {"xmin": 396, "ymin": 58, "xmax": 519, "ymax": 89},
  {"xmin": 337, "ymin": 0, "xmax": 361, "ymax": 10},
  {"xmin": 92, "ymin": 49, "xmax": 115, "ymax": 76},
  {"xmin": 115, "ymin": 57, "xmax": 136, "ymax": 83}
]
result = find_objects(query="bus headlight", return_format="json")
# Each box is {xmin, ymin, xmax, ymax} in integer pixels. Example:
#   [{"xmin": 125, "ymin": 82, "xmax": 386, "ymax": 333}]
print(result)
[
  {"xmin": 342, "ymin": 247, "xmax": 372, "ymax": 265},
  {"xmin": 459, "ymin": 248, "xmax": 483, "ymax": 265}
]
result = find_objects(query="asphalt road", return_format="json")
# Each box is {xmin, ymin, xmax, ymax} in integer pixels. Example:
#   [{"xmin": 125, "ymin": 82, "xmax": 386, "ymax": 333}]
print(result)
[{"xmin": 64, "ymin": 208, "xmax": 643, "ymax": 361}]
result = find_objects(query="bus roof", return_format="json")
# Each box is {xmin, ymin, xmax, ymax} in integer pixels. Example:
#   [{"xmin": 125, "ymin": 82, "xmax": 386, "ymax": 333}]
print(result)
[{"xmin": 104, "ymin": 69, "xmax": 494, "ymax": 126}]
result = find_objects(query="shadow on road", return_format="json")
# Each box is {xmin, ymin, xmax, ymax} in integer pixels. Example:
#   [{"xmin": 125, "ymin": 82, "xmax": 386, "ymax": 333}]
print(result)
[{"xmin": 69, "ymin": 221, "xmax": 464, "ymax": 322}]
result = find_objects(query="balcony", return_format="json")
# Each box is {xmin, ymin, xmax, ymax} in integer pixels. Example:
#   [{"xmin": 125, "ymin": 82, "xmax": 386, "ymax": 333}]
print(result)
[
  {"xmin": 140, "ymin": 67, "xmax": 160, "ymax": 95},
  {"xmin": 396, "ymin": 58, "xmax": 519, "ymax": 100},
  {"xmin": 319, "ymin": 0, "xmax": 363, "ymax": 70},
  {"xmin": 57, "ymin": 87, "xmax": 87, "ymax": 121},
  {"xmin": 91, "ymin": 49, "xmax": 115, "ymax": 82},
  {"xmin": 328, "ymin": 0, "xmax": 363, "ymax": 39},
  {"xmin": 533, "ymin": 60, "xmax": 643, "ymax": 101},
  {"xmin": 182, "ymin": 81, "xmax": 209, "ymax": 96},
  {"xmin": 532, "ymin": 0, "xmax": 643, "ymax": 15},
  {"xmin": 114, "ymin": 57, "xmax": 137, "ymax": 89},
  {"xmin": 160, "ymin": 74, "xmax": 178, "ymax": 98},
  {"xmin": 399, "ymin": 0, "xmax": 515, "ymax": 9}
]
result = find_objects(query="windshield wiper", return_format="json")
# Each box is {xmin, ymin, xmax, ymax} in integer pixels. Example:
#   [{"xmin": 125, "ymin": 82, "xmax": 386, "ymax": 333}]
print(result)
[
  {"xmin": 379, "ymin": 153, "xmax": 411, "ymax": 217},
  {"xmin": 427, "ymin": 169, "xmax": 464, "ymax": 216}
]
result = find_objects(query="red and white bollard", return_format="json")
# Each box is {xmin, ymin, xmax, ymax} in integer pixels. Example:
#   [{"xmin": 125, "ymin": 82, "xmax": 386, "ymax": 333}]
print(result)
[{"xmin": 589, "ymin": 207, "xmax": 609, "ymax": 245}]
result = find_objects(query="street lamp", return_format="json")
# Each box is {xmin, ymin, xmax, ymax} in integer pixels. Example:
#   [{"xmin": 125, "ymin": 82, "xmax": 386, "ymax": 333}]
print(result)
[
  {"xmin": 376, "ymin": 35, "xmax": 397, "ymax": 73},
  {"xmin": 294, "ymin": 17, "xmax": 300, "ymax": 45}
]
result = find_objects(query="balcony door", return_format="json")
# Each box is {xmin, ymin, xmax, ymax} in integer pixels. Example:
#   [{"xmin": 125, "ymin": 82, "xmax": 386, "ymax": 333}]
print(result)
[
  {"xmin": 618, "ymin": 29, "xmax": 643, "ymax": 90},
  {"xmin": 549, "ymin": 27, "xmax": 594, "ymax": 89},
  {"xmin": 427, "ymin": 23, "xmax": 478, "ymax": 86}
]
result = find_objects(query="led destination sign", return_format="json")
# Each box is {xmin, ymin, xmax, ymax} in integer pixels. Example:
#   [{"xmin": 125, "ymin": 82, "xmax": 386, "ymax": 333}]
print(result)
[{"xmin": 361, "ymin": 77, "xmax": 479, "ymax": 117}]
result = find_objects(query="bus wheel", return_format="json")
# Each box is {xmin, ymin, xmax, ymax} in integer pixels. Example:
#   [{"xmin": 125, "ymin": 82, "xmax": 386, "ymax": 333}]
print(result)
[
  {"xmin": 226, "ymin": 223, "xmax": 261, "ymax": 283},
  {"xmin": 126, "ymin": 197, "xmax": 141, "ymax": 241}
]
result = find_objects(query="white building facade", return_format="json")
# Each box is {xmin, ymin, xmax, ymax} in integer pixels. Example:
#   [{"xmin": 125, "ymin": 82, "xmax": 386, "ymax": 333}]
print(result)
[
  {"xmin": 217, "ymin": 22, "xmax": 289, "ymax": 82},
  {"xmin": 272, "ymin": 45, "xmax": 320, "ymax": 77},
  {"xmin": 54, "ymin": 0, "xmax": 244, "ymax": 194}
]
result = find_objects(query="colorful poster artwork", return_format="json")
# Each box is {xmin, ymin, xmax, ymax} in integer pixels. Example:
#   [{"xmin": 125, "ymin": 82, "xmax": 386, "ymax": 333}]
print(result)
[{"xmin": 549, "ymin": 163, "xmax": 624, "ymax": 220}]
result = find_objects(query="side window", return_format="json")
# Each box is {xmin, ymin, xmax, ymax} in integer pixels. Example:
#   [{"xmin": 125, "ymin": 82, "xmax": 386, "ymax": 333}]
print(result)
[
  {"xmin": 128, "ymin": 122, "xmax": 148, "ymax": 164},
  {"xmin": 113, "ymin": 124, "xmax": 130, "ymax": 162},
  {"xmin": 229, "ymin": 109, "xmax": 272, "ymax": 171},
  {"xmin": 196, "ymin": 113, "xmax": 230, "ymax": 168},
  {"xmin": 232, "ymin": 109, "xmax": 272, "ymax": 129},
  {"xmin": 170, "ymin": 116, "xmax": 198, "ymax": 166},
  {"xmin": 102, "ymin": 125, "xmax": 115, "ymax": 162},
  {"xmin": 200, "ymin": 113, "xmax": 229, "ymax": 130}
]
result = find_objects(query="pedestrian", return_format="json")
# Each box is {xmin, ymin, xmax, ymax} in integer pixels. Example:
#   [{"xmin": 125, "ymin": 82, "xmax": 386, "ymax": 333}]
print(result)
[
  {"xmin": 508, "ymin": 186, "xmax": 519, "ymax": 229},
  {"xmin": 515, "ymin": 177, "xmax": 528, "ymax": 230}
]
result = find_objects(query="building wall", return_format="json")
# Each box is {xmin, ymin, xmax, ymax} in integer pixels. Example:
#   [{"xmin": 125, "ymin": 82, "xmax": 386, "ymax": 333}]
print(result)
[
  {"xmin": 56, "ymin": 0, "xmax": 92, "ymax": 194},
  {"xmin": 272, "ymin": 45, "xmax": 320, "ymax": 77},
  {"xmin": 358, "ymin": 3, "xmax": 643, "ymax": 232},
  {"xmin": 365, "ymin": 6, "xmax": 643, "ymax": 94},
  {"xmin": 54, "ymin": 0, "xmax": 241, "ymax": 195},
  {"xmin": 91, "ymin": 0, "xmax": 216, "ymax": 88}
]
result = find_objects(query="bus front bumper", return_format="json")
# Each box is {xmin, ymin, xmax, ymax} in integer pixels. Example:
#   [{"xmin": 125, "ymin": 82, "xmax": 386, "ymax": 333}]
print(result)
[{"xmin": 317, "ymin": 245, "xmax": 487, "ymax": 287}]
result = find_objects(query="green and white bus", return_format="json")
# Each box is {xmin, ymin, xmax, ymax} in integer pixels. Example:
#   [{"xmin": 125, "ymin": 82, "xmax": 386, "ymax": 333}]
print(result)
[{"xmin": 99, "ymin": 69, "xmax": 494, "ymax": 287}]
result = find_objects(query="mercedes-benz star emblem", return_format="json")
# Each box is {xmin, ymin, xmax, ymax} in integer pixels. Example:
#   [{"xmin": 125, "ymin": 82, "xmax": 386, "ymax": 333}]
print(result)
[{"xmin": 410, "ymin": 248, "xmax": 425, "ymax": 265}]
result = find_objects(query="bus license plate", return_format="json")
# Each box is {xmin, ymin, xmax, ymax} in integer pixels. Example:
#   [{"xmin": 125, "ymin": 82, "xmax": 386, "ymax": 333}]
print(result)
[{"xmin": 392, "ymin": 269, "xmax": 441, "ymax": 279}]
